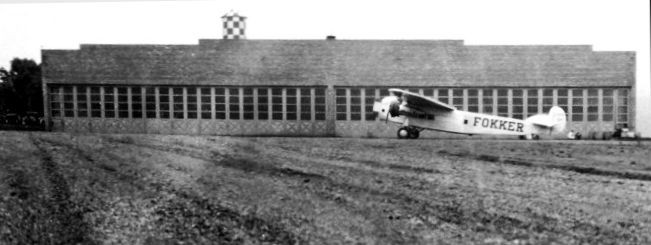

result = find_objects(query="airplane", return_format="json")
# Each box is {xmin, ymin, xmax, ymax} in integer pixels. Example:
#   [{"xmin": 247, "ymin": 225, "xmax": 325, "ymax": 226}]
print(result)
[{"xmin": 372, "ymin": 88, "xmax": 567, "ymax": 139}]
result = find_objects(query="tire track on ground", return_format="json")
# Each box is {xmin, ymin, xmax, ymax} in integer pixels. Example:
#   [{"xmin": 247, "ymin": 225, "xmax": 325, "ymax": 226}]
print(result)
[
  {"xmin": 29, "ymin": 135, "xmax": 95, "ymax": 245},
  {"xmin": 92, "ymin": 135, "xmax": 304, "ymax": 244},
  {"xmin": 119, "ymin": 136, "xmax": 633, "ymax": 243},
  {"xmin": 437, "ymin": 150, "xmax": 651, "ymax": 181}
]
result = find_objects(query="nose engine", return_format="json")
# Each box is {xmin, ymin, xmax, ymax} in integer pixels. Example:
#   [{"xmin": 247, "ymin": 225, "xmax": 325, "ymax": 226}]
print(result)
[
  {"xmin": 373, "ymin": 96, "xmax": 402, "ymax": 122},
  {"xmin": 388, "ymin": 99, "xmax": 401, "ymax": 117}
]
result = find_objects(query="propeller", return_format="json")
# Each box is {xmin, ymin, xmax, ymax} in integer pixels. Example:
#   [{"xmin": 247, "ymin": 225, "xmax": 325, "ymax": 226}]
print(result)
[{"xmin": 385, "ymin": 111, "xmax": 389, "ymax": 124}]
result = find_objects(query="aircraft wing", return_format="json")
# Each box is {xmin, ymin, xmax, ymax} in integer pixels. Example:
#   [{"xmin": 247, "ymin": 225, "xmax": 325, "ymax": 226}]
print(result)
[{"xmin": 389, "ymin": 88, "xmax": 456, "ymax": 112}]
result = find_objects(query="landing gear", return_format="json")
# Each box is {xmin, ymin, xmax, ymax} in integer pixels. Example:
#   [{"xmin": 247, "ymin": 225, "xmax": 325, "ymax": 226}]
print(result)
[
  {"xmin": 519, "ymin": 134, "xmax": 540, "ymax": 140},
  {"xmin": 397, "ymin": 126, "xmax": 420, "ymax": 139}
]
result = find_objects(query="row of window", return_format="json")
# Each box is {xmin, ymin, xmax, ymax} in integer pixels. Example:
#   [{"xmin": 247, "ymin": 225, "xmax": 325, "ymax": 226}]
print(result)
[
  {"xmin": 334, "ymin": 87, "xmax": 630, "ymax": 125},
  {"xmin": 50, "ymin": 86, "xmax": 327, "ymax": 121},
  {"xmin": 49, "ymin": 85, "xmax": 631, "ymax": 126}
]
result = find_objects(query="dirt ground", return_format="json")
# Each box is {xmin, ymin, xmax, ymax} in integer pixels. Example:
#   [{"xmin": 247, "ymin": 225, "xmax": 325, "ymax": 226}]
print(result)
[{"xmin": 1, "ymin": 131, "xmax": 650, "ymax": 244}]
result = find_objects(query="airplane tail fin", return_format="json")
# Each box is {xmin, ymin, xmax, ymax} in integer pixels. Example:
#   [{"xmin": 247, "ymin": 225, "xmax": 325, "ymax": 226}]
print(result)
[
  {"xmin": 548, "ymin": 106, "xmax": 566, "ymax": 133},
  {"xmin": 525, "ymin": 106, "xmax": 566, "ymax": 134}
]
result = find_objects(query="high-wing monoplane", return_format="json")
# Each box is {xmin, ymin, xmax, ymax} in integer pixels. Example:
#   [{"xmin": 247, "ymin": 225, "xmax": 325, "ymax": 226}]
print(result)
[{"xmin": 373, "ymin": 88, "xmax": 566, "ymax": 139}]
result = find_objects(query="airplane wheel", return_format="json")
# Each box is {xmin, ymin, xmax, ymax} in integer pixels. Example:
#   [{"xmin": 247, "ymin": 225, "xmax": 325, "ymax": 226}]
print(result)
[
  {"xmin": 409, "ymin": 129, "xmax": 420, "ymax": 139},
  {"xmin": 532, "ymin": 134, "xmax": 540, "ymax": 140},
  {"xmin": 397, "ymin": 127, "xmax": 410, "ymax": 139}
]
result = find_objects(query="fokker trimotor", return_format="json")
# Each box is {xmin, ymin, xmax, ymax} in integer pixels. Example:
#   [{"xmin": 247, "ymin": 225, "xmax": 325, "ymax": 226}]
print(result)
[{"xmin": 373, "ymin": 88, "xmax": 566, "ymax": 139}]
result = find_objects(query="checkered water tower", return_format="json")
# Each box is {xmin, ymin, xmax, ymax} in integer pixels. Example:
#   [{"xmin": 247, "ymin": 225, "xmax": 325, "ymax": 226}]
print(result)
[{"xmin": 222, "ymin": 11, "xmax": 246, "ymax": 39}]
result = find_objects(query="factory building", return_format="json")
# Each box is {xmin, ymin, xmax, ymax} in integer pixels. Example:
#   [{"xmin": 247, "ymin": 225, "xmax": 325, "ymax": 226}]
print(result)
[{"xmin": 41, "ymin": 12, "xmax": 635, "ymax": 139}]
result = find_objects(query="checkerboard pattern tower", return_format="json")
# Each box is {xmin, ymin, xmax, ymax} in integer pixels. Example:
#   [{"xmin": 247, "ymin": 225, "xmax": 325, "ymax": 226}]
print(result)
[{"xmin": 222, "ymin": 11, "xmax": 246, "ymax": 40}]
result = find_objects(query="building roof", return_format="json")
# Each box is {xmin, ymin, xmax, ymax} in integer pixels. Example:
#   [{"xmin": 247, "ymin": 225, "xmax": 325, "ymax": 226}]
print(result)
[{"xmin": 42, "ymin": 39, "xmax": 635, "ymax": 87}]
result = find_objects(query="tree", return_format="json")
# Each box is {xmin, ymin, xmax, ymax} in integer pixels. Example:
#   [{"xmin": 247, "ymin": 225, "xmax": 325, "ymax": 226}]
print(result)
[{"xmin": 0, "ymin": 58, "xmax": 42, "ymax": 115}]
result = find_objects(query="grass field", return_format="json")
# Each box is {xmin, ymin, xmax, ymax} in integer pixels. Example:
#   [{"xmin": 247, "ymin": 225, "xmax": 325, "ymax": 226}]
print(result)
[{"xmin": 1, "ymin": 131, "xmax": 650, "ymax": 244}]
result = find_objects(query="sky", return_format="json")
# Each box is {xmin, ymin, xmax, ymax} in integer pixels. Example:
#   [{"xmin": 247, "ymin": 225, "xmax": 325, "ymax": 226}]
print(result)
[{"xmin": 0, "ymin": 0, "xmax": 649, "ymax": 135}]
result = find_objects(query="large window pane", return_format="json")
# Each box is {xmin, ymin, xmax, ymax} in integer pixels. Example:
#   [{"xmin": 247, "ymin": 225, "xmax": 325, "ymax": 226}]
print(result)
[
  {"xmin": 497, "ymin": 89, "xmax": 508, "ymax": 117},
  {"xmin": 229, "ymin": 88, "xmax": 240, "ymax": 120},
  {"xmin": 49, "ymin": 86, "xmax": 62, "ymax": 117},
  {"xmin": 467, "ymin": 89, "xmax": 478, "ymax": 112},
  {"xmin": 243, "ymin": 88, "xmax": 254, "ymax": 120},
  {"xmin": 63, "ymin": 86, "xmax": 74, "ymax": 117},
  {"xmin": 159, "ymin": 87, "xmax": 170, "ymax": 119},
  {"xmin": 300, "ymin": 88, "xmax": 312, "ymax": 120},
  {"xmin": 527, "ymin": 89, "xmax": 539, "ymax": 117},
  {"xmin": 215, "ymin": 88, "xmax": 226, "ymax": 119},
  {"xmin": 258, "ymin": 88, "xmax": 269, "ymax": 120},
  {"xmin": 350, "ymin": 88, "xmax": 361, "ymax": 121},
  {"xmin": 336, "ymin": 88, "xmax": 347, "ymax": 120},
  {"xmin": 187, "ymin": 88, "xmax": 197, "ymax": 119},
  {"xmin": 587, "ymin": 89, "xmax": 598, "ymax": 121},
  {"xmin": 272, "ymin": 88, "xmax": 282, "ymax": 120},
  {"xmin": 76, "ymin": 86, "xmax": 88, "ymax": 118},
  {"xmin": 104, "ymin": 87, "xmax": 115, "ymax": 118},
  {"xmin": 172, "ymin": 87, "xmax": 184, "ymax": 119},
  {"xmin": 145, "ymin": 87, "xmax": 156, "ymax": 118},
  {"xmin": 571, "ymin": 89, "xmax": 584, "ymax": 122},
  {"xmin": 131, "ymin": 87, "xmax": 142, "ymax": 118},
  {"xmin": 117, "ymin": 87, "xmax": 129, "ymax": 118},
  {"xmin": 602, "ymin": 89, "xmax": 613, "ymax": 121},
  {"xmin": 512, "ymin": 89, "xmax": 523, "ymax": 119},
  {"xmin": 200, "ymin": 88, "xmax": 211, "ymax": 119},
  {"xmin": 315, "ymin": 88, "xmax": 326, "ymax": 120},
  {"xmin": 542, "ymin": 88, "xmax": 554, "ymax": 113},
  {"xmin": 286, "ymin": 88, "xmax": 297, "ymax": 120},
  {"xmin": 365, "ymin": 88, "xmax": 377, "ymax": 120},
  {"xmin": 482, "ymin": 89, "xmax": 493, "ymax": 115},
  {"xmin": 90, "ymin": 87, "xmax": 101, "ymax": 118}
]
